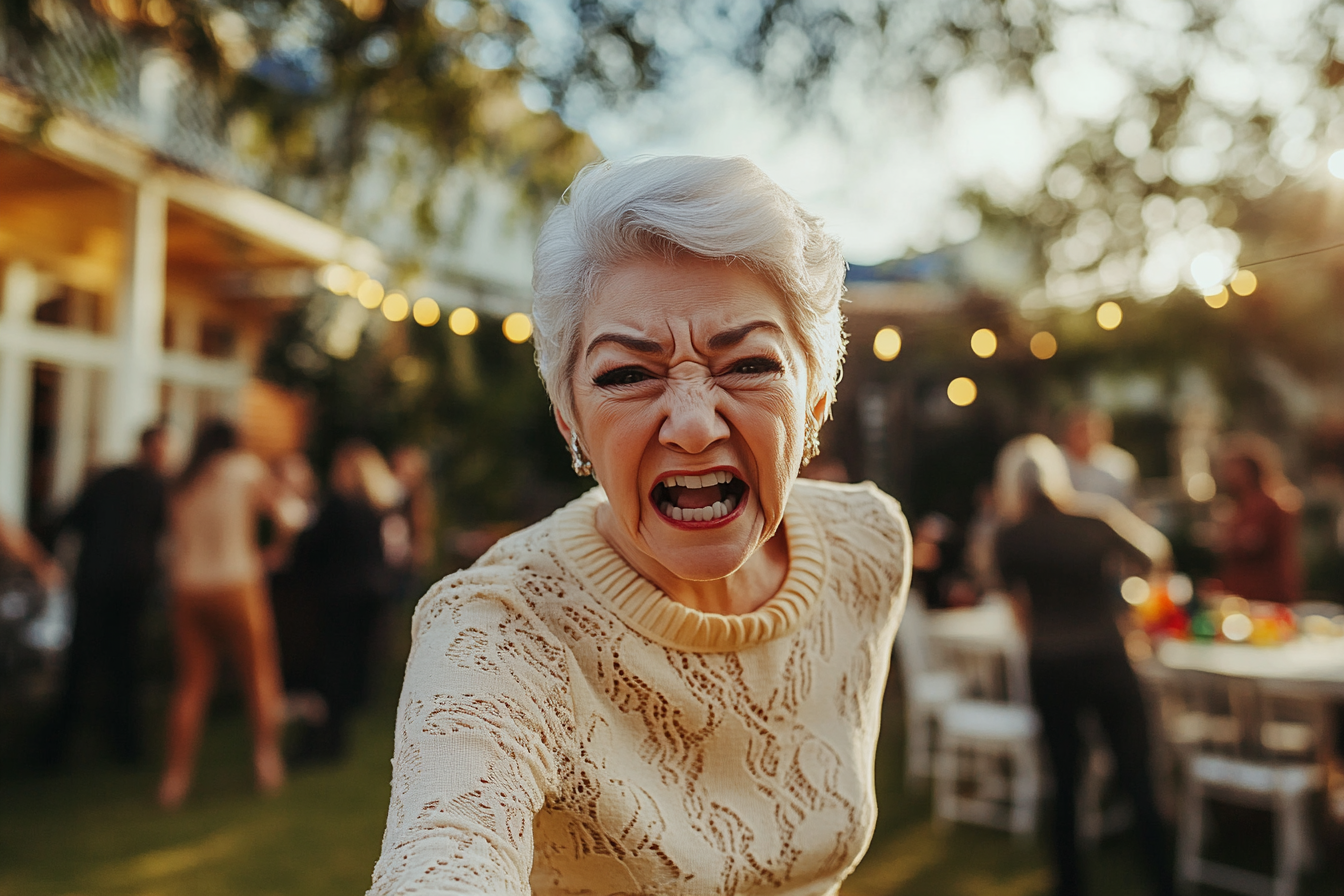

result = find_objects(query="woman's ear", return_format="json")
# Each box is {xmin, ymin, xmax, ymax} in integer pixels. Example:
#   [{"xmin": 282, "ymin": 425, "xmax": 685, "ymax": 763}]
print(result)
[
  {"xmin": 810, "ymin": 393, "xmax": 829, "ymax": 430},
  {"xmin": 554, "ymin": 408, "xmax": 576, "ymax": 445}
]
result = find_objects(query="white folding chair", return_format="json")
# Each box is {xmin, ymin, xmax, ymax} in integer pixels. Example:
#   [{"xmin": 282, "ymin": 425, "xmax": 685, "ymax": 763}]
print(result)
[
  {"xmin": 934, "ymin": 698, "xmax": 1041, "ymax": 837},
  {"xmin": 895, "ymin": 591, "xmax": 963, "ymax": 784},
  {"xmin": 1176, "ymin": 678, "xmax": 1328, "ymax": 896}
]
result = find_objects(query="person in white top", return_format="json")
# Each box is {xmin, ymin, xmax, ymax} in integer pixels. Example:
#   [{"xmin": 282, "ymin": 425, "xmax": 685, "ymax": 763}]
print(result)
[
  {"xmin": 158, "ymin": 419, "xmax": 307, "ymax": 809},
  {"xmin": 370, "ymin": 156, "xmax": 912, "ymax": 895}
]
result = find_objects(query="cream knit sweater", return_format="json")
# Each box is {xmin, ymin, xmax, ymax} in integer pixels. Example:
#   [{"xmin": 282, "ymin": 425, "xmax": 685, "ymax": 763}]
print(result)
[{"xmin": 370, "ymin": 479, "xmax": 911, "ymax": 896}]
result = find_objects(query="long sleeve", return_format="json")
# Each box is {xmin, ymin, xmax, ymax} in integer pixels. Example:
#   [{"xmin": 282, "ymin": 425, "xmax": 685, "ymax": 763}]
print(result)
[{"xmin": 369, "ymin": 570, "xmax": 577, "ymax": 895}]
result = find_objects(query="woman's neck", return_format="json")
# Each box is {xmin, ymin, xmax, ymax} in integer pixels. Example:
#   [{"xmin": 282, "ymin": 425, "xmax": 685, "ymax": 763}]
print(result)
[{"xmin": 594, "ymin": 503, "xmax": 791, "ymax": 616}]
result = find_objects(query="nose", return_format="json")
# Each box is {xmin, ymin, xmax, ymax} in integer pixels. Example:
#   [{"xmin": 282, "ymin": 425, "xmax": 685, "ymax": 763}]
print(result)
[{"xmin": 659, "ymin": 379, "xmax": 729, "ymax": 455}]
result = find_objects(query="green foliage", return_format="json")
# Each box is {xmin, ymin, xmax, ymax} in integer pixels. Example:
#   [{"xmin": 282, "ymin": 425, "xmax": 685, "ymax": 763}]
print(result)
[{"xmin": 259, "ymin": 294, "xmax": 586, "ymax": 530}]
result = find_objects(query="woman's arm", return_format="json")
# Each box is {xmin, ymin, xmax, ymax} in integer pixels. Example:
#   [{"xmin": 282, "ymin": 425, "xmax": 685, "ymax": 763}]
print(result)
[{"xmin": 370, "ymin": 574, "xmax": 575, "ymax": 895}]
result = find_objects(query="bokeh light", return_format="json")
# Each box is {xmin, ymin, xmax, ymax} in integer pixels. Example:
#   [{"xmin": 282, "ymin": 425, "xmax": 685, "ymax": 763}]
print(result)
[
  {"xmin": 1190, "ymin": 251, "xmax": 1233, "ymax": 291},
  {"xmin": 355, "ymin": 278, "xmax": 384, "ymax": 309},
  {"xmin": 947, "ymin": 377, "xmax": 977, "ymax": 407},
  {"xmin": 382, "ymin": 292, "xmax": 409, "ymax": 322},
  {"xmin": 1230, "ymin": 269, "xmax": 1257, "ymax": 296},
  {"xmin": 873, "ymin": 326, "xmax": 902, "ymax": 361},
  {"xmin": 970, "ymin": 328, "xmax": 997, "ymax": 358},
  {"xmin": 412, "ymin": 297, "xmax": 441, "ymax": 326},
  {"xmin": 1030, "ymin": 331, "xmax": 1057, "ymax": 359},
  {"xmin": 1096, "ymin": 301, "xmax": 1123, "ymax": 330},
  {"xmin": 318, "ymin": 263, "xmax": 354, "ymax": 295},
  {"xmin": 1121, "ymin": 576, "xmax": 1150, "ymax": 606},
  {"xmin": 1168, "ymin": 574, "xmax": 1194, "ymax": 606},
  {"xmin": 502, "ymin": 312, "xmax": 533, "ymax": 343},
  {"xmin": 1204, "ymin": 287, "xmax": 1229, "ymax": 309},
  {"xmin": 1187, "ymin": 471, "xmax": 1216, "ymax": 502},
  {"xmin": 1329, "ymin": 149, "xmax": 1344, "ymax": 179},
  {"xmin": 1222, "ymin": 613, "xmax": 1253, "ymax": 642},
  {"xmin": 448, "ymin": 306, "xmax": 479, "ymax": 336}
]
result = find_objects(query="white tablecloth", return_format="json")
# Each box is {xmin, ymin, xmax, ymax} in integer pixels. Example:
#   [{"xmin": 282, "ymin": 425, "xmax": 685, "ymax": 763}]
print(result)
[{"xmin": 1155, "ymin": 638, "xmax": 1344, "ymax": 695}]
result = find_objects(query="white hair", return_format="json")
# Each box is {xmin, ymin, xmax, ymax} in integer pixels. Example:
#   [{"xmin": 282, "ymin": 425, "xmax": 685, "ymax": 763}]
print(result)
[
  {"xmin": 994, "ymin": 434, "xmax": 1171, "ymax": 564},
  {"xmin": 531, "ymin": 155, "xmax": 848, "ymax": 423}
]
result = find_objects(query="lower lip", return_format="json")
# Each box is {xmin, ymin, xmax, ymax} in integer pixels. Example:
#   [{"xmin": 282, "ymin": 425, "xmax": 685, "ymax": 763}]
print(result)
[{"xmin": 652, "ymin": 493, "xmax": 748, "ymax": 530}]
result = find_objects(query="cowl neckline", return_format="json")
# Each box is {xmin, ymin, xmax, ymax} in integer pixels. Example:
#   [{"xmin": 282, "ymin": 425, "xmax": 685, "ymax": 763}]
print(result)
[{"xmin": 551, "ymin": 487, "xmax": 828, "ymax": 653}]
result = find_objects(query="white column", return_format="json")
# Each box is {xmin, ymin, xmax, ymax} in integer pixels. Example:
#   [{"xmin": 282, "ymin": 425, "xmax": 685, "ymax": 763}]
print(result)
[
  {"xmin": 100, "ymin": 181, "xmax": 168, "ymax": 463},
  {"xmin": 0, "ymin": 261, "xmax": 40, "ymax": 521},
  {"xmin": 50, "ymin": 291, "xmax": 97, "ymax": 508}
]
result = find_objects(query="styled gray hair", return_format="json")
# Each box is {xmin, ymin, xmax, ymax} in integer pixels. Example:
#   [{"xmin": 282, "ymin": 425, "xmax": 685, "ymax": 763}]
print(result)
[{"xmin": 531, "ymin": 155, "xmax": 848, "ymax": 424}]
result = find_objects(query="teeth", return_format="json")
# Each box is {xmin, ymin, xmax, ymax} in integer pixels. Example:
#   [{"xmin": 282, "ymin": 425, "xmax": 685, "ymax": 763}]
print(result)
[
  {"xmin": 671, "ymin": 506, "xmax": 684, "ymax": 521},
  {"xmin": 663, "ymin": 476, "xmax": 677, "ymax": 488},
  {"xmin": 712, "ymin": 501, "xmax": 725, "ymax": 517}
]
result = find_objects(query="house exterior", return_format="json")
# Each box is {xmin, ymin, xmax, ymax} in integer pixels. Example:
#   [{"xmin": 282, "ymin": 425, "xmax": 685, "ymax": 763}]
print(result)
[{"xmin": 0, "ymin": 77, "xmax": 380, "ymax": 525}]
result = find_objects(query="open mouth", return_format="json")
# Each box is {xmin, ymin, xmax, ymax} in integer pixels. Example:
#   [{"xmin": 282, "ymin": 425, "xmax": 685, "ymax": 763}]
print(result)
[{"xmin": 651, "ymin": 470, "xmax": 748, "ymax": 523}]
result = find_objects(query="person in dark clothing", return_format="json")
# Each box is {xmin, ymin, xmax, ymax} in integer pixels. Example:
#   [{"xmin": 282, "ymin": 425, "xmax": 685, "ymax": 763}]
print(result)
[
  {"xmin": 290, "ymin": 440, "xmax": 402, "ymax": 762},
  {"xmin": 993, "ymin": 434, "xmax": 1174, "ymax": 896},
  {"xmin": 39, "ymin": 424, "xmax": 169, "ymax": 766},
  {"xmin": 1215, "ymin": 442, "xmax": 1301, "ymax": 604}
]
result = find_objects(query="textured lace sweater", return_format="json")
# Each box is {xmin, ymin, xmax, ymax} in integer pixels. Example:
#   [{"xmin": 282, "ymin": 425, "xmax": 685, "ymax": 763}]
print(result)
[{"xmin": 370, "ymin": 479, "xmax": 911, "ymax": 896}]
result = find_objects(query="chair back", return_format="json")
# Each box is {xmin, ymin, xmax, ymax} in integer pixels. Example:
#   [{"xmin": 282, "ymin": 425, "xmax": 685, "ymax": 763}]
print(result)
[{"xmin": 896, "ymin": 590, "xmax": 937, "ymax": 680}]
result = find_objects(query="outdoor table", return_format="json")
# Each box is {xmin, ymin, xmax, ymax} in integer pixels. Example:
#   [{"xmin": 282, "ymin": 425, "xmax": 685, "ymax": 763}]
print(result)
[
  {"xmin": 925, "ymin": 597, "xmax": 1028, "ymax": 703},
  {"xmin": 1154, "ymin": 638, "xmax": 1344, "ymax": 696}
]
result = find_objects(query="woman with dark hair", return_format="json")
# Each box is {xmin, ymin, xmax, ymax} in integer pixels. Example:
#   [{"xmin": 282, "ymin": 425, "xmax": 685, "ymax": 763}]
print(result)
[{"xmin": 158, "ymin": 419, "xmax": 306, "ymax": 808}]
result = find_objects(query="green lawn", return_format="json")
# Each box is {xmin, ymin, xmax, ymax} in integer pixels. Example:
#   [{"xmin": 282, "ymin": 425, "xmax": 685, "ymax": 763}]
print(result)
[{"xmin": 2, "ymin": 650, "xmax": 1341, "ymax": 896}]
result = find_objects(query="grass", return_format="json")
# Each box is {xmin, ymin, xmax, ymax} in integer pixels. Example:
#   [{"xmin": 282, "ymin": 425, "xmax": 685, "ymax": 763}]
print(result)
[{"xmin": 2, "ymin": 630, "xmax": 1341, "ymax": 896}]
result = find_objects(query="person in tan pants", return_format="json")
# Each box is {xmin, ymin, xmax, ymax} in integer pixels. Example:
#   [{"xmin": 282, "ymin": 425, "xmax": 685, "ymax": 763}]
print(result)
[{"xmin": 158, "ymin": 420, "xmax": 307, "ymax": 809}]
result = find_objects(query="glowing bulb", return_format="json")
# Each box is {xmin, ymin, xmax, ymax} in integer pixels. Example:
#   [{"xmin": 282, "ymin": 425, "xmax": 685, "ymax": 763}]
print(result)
[
  {"xmin": 448, "ymin": 306, "xmax": 479, "ymax": 336},
  {"xmin": 1029, "ymin": 331, "xmax": 1057, "ymax": 359},
  {"xmin": 412, "ymin": 297, "xmax": 441, "ymax": 326},
  {"xmin": 356, "ymin": 278, "xmax": 384, "ymax": 309},
  {"xmin": 970, "ymin": 328, "xmax": 997, "ymax": 358},
  {"xmin": 382, "ymin": 292, "xmax": 409, "ymax": 322},
  {"xmin": 1187, "ymin": 471, "xmax": 1216, "ymax": 502},
  {"xmin": 502, "ymin": 312, "xmax": 533, "ymax": 343},
  {"xmin": 1230, "ymin": 269, "xmax": 1257, "ymax": 296},
  {"xmin": 1204, "ymin": 287, "xmax": 1229, "ymax": 309},
  {"xmin": 873, "ymin": 326, "xmax": 902, "ymax": 361},
  {"xmin": 1330, "ymin": 149, "xmax": 1344, "ymax": 179},
  {"xmin": 1096, "ymin": 301, "xmax": 1123, "ymax": 330},
  {"xmin": 319, "ymin": 263, "xmax": 354, "ymax": 295},
  {"xmin": 1121, "ymin": 576, "xmax": 1151, "ymax": 606},
  {"xmin": 947, "ymin": 377, "xmax": 977, "ymax": 407},
  {"xmin": 1222, "ymin": 613, "xmax": 1253, "ymax": 642}
]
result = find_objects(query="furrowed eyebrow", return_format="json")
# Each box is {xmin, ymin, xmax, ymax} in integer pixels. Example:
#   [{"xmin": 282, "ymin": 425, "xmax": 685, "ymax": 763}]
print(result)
[
  {"xmin": 706, "ymin": 320, "xmax": 783, "ymax": 350},
  {"xmin": 585, "ymin": 333, "xmax": 665, "ymax": 358}
]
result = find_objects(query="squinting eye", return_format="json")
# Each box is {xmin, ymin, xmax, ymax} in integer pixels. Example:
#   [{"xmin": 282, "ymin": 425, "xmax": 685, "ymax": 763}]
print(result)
[
  {"xmin": 594, "ymin": 366, "xmax": 653, "ymax": 387},
  {"xmin": 729, "ymin": 357, "xmax": 783, "ymax": 375}
]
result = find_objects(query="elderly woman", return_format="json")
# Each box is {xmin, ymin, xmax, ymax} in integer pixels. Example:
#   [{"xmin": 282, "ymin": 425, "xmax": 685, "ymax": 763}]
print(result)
[{"xmin": 370, "ymin": 156, "xmax": 911, "ymax": 895}]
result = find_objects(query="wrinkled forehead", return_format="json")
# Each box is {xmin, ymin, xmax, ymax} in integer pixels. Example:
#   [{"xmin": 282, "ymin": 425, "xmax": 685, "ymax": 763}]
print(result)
[{"xmin": 578, "ymin": 256, "xmax": 795, "ymax": 355}]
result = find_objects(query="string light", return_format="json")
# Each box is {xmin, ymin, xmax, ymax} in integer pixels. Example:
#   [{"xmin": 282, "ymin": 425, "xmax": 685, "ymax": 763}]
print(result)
[
  {"xmin": 1030, "ymin": 331, "xmax": 1057, "ymax": 359},
  {"xmin": 873, "ymin": 326, "xmax": 902, "ymax": 361},
  {"xmin": 502, "ymin": 312, "xmax": 533, "ymax": 343},
  {"xmin": 318, "ymin": 263, "xmax": 354, "ymax": 295},
  {"xmin": 1204, "ymin": 287, "xmax": 1229, "ymax": 309},
  {"xmin": 355, "ymin": 278, "xmax": 384, "ymax": 309},
  {"xmin": 382, "ymin": 292, "xmax": 409, "ymax": 322},
  {"xmin": 1096, "ymin": 301, "xmax": 1123, "ymax": 330},
  {"xmin": 970, "ymin": 328, "xmax": 997, "ymax": 358},
  {"xmin": 412, "ymin": 298, "xmax": 441, "ymax": 326},
  {"xmin": 947, "ymin": 377, "xmax": 977, "ymax": 407},
  {"xmin": 448, "ymin": 307, "xmax": 479, "ymax": 336},
  {"xmin": 1229, "ymin": 269, "xmax": 1257, "ymax": 296}
]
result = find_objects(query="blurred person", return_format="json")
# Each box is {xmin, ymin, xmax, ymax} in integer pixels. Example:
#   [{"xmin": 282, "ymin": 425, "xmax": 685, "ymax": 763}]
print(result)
[
  {"xmin": 995, "ymin": 434, "xmax": 1174, "ymax": 896},
  {"xmin": 158, "ymin": 420, "xmax": 306, "ymax": 809},
  {"xmin": 0, "ymin": 515, "xmax": 63, "ymax": 591},
  {"xmin": 387, "ymin": 445, "xmax": 436, "ymax": 595},
  {"xmin": 266, "ymin": 453, "xmax": 325, "ymax": 716},
  {"xmin": 1060, "ymin": 405, "xmax": 1138, "ymax": 506},
  {"xmin": 1214, "ymin": 434, "xmax": 1301, "ymax": 604},
  {"xmin": 38, "ymin": 424, "xmax": 168, "ymax": 767},
  {"xmin": 910, "ymin": 511, "xmax": 975, "ymax": 608},
  {"xmin": 291, "ymin": 440, "xmax": 402, "ymax": 762}
]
